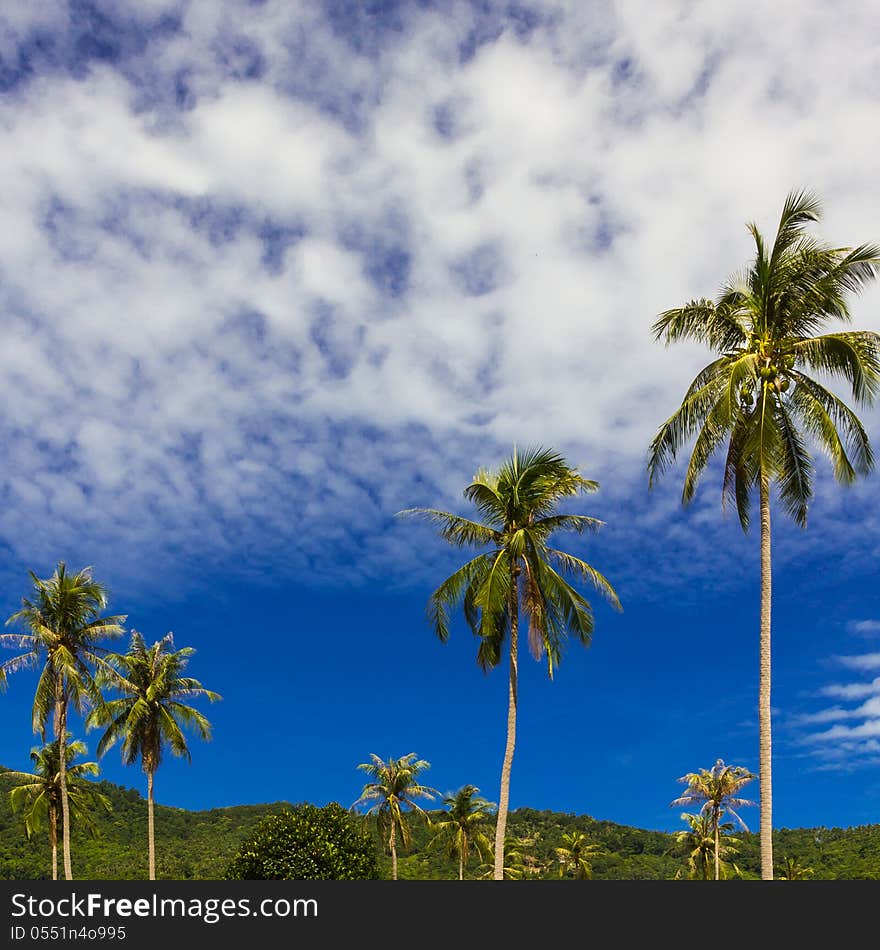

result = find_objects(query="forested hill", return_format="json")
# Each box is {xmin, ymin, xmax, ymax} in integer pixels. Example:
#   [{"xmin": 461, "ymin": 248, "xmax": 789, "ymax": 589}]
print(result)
[
  {"xmin": 0, "ymin": 768, "xmax": 291, "ymax": 880},
  {"xmin": 1, "ymin": 769, "xmax": 878, "ymax": 879}
]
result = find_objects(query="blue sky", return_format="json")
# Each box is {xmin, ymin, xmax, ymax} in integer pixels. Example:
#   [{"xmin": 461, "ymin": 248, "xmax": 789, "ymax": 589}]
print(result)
[{"xmin": 2, "ymin": 0, "xmax": 880, "ymax": 836}]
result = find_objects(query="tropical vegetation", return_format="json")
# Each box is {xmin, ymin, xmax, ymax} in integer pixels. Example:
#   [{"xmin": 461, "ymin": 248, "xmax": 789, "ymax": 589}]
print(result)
[
  {"xmin": 5, "ymin": 736, "xmax": 111, "ymax": 880},
  {"xmin": 668, "ymin": 812, "xmax": 742, "ymax": 881},
  {"xmin": 1, "ymin": 562, "xmax": 126, "ymax": 879},
  {"xmin": 3, "ymin": 776, "xmax": 878, "ymax": 880},
  {"xmin": 352, "ymin": 753, "xmax": 438, "ymax": 880},
  {"xmin": 427, "ymin": 784, "xmax": 495, "ymax": 880},
  {"xmin": 670, "ymin": 759, "xmax": 755, "ymax": 881},
  {"xmin": 224, "ymin": 803, "xmax": 380, "ymax": 880},
  {"xmin": 777, "ymin": 855, "xmax": 815, "ymax": 880},
  {"xmin": 555, "ymin": 829, "xmax": 603, "ymax": 880}
]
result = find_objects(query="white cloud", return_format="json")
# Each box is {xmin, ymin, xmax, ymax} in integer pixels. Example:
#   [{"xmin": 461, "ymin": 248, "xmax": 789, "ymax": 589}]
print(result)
[
  {"xmin": 819, "ymin": 677, "xmax": 880, "ymax": 701},
  {"xmin": 797, "ymin": 652, "xmax": 880, "ymax": 768},
  {"xmin": 848, "ymin": 620, "xmax": 880, "ymax": 638},
  {"xmin": 835, "ymin": 654, "xmax": 880, "ymax": 672},
  {"xmin": 806, "ymin": 720, "xmax": 880, "ymax": 744},
  {"xmin": 1, "ymin": 0, "xmax": 880, "ymax": 599}
]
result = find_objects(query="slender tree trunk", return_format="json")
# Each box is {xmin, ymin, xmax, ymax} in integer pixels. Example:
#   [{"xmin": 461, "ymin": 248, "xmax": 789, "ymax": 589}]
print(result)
[
  {"xmin": 493, "ymin": 569, "xmax": 519, "ymax": 881},
  {"xmin": 713, "ymin": 806, "xmax": 720, "ymax": 881},
  {"xmin": 389, "ymin": 821, "xmax": 398, "ymax": 881},
  {"xmin": 55, "ymin": 683, "xmax": 72, "ymax": 881},
  {"xmin": 759, "ymin": 473, "xmax": 774, "ymax": 880},
  {"xmin": 459, "ymin": 852, "xmax": 464, "ymax": 881},
  {"xmin": 147, "ymin": 771, "xmax": 156, "ymax": 881},
  {"xmin": 49, "ymin": 805, "xmax": 58, "ymax": 881}
]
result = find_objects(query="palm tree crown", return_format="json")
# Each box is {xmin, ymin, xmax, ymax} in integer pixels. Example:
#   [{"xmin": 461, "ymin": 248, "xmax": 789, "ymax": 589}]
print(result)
[
  {"xmin": 352, "ymin": 753, "xmax": 438, "ymax": 880},
  {"xmin": 777, "ymin": 855, "xmax": 814, "ymax": 880},
  {"xmin": 88, "ymin": 631, "xmax": 219, "ymax": 771},
  {"xmin": 427, "ymin": 784, "xmax": 495, "ymax": 880},
  {"xmin": 400, "ymin": 445, "xmax": 620, "ymax": 676},
  {"xmin": 556, "ymin": 829, "xmax": 603, "ymax": 880},
  {"xmin": 671, "ymin": 759, "xmax": 756, "ymax": 829},
  {"xmin": 2, "ymin": 563, "xmax": 126, "ymax": 738},
  {"xmin": 648, "ymin": 189, "xmax": 880, "ymax": 527}
]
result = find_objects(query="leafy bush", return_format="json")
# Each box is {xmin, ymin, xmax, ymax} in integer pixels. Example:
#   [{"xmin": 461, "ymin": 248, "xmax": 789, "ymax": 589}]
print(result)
[{"xmin": 224, "ymin": 803, "xmax": 380, "ymax": 880}]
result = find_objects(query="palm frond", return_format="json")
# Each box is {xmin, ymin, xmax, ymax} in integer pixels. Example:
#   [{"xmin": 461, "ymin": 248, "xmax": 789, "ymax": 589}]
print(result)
[
  {"xmin": 773, "ymin": 401, "xmax": 814, "ymax": 527},
  {"xmin": 395, "ymin": 508, "xmax": 499, "ymax": 547},
  {"xmin": 789, "ymin": 372, "xmax": 873, "ymax": 478},
  {"xmin": 794, "ymin": 331, "xmax": 880, "ymax": 405}
]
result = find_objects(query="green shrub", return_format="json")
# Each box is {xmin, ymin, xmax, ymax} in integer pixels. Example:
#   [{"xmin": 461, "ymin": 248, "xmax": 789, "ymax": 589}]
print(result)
[{"xmin": 224, "ymin": 803, "xmax": 380, "ymax": 880}]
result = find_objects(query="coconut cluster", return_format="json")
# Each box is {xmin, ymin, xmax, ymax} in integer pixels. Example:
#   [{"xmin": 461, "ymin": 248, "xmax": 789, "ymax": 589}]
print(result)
[{"xmin": 740, "ymin": 353, "xmax": 795, "ymax": 407}]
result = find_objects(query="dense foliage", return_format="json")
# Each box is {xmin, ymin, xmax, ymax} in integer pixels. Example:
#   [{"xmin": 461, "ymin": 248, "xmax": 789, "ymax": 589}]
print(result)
[
  {"xmin": 2, "ymin": 770, "xmax": 878, "ymax": 880},
  {"xmin": 0, "ymin": 768, "xmax": 289, "ymax": 880},
  {"xmin": 388, "ymin": 808, "xmax": 880, "ymax": 881},
  {"xmin": 224, "ymin": 803, "xmax": 380, "ymax": 880}
]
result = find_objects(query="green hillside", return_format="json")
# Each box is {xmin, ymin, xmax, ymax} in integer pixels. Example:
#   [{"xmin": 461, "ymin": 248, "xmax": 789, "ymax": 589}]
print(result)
[
  {"xmin": 2, "ymin": 769, "xmax": 878, "ymax": 879},
  {"xmin": 0, "ymin": 768, "xmax": 291, "ymax": 880}
]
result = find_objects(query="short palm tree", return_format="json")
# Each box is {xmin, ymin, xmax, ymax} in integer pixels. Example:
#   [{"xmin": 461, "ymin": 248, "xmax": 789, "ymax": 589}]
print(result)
[
  {"xmin": 648, "ymin": 190, "xmax": 880, "ymax": 878},
  {"xmin": 777, "ymin": 855, "xmax": 814, "ymax": 880},
  {"xmin": 478, "ymin": 834, "xmax": 530, "ymax": 880},
  {"xmin": 399, "ymin": 445, "xmax": 621, "ymax": 879},
  {"xmin": 555, "ymin": 829, "xmax": 603, "ymax": 880},
  {"xmin": 352, "ymin": 753, "xmax": 438, "ymax": 880},
  {"xmin": 2, "ymin": 562, "xmax": 125, "ymax": 879},
  {"xmin": 669, "ymin": 811, "xmax": 742, "ymax": 881},
  {"xmin": 427, "ymin": 784, "xmax": 495, "ymax": 880},
  {"xmin": 6, "ymin": 736, "xmax": 111, "ymax": 880},
  {"xmin": 86, "ymin": 631, "xmax": 220, "ymax": 881},
  {"xmin": 670, "ymin": 759, "xmax": 755, "ymax": 881}
]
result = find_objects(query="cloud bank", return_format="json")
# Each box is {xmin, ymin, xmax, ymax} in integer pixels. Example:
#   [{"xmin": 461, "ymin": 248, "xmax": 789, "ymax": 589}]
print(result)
[{"xmin": 2, "ymin": 0, "xmax": 880, "ymax": 599}]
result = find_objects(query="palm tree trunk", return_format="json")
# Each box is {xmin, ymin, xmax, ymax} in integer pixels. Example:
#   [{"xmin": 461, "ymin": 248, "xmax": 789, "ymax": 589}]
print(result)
[
  {"xmin": 49, "ymin": 805, "xmax": 58, "ymax": 882},
  {"xmin": 147, "ymin": 771, "xmax": 156, "ymax": 881},
  {"xmin": 390, "ymin": 821, "xmax": 398, "ymax": 881},
  {"xmin": 459, "ymin": 852, "xmax": 464, "ymax": 881},
  {"xmin": 759, "ymin": 472, "xmax": 774, "ymax": 880},
  {"xmin": 493, "ymin": 570, "xmax": 519, "ymax": 881},
  {"xmin": 713, "ymin": 806, "xmax": 720, "ymax": 881},
  {"xmin": 56, "ymin": 683, "xmax": 73, "ymax": 881}
]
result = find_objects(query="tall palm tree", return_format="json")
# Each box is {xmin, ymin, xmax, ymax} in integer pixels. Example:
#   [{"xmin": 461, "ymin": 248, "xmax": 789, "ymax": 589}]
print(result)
[
  {"xmin": 670, "ymin": 759, "xmax": 755, "ymax": 882},
  {"xmin": 427, "ymin": 784, "xmax": 495, "ymax": 880},
  {"xmin": 2, "ymin": 562, "xmax": 125, "ymax": 880},
  {"xmin": 555, "ymin": 829, "xmax": 603, "ymax": 880},
  {"xmin": 352, "ymin": 753, "xmax": 438, "ymax": 880},
  {"xmin": 86, "ymin": 631, "xmax": 220, "ymax": 881},
  {"xmin": 648, "ymin": 190, "xmax": 880, "ymax": 879},
  {"xmin": 6, "ymin": 735, "xmax": 111, "ymax": 880},
  {"xmin": 668, "ymin": 811, "xmax": 742, "ymax": 881},
  {"xmin": 399, "ymin": 445, "xmax": 621, "ymax": 879}
]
